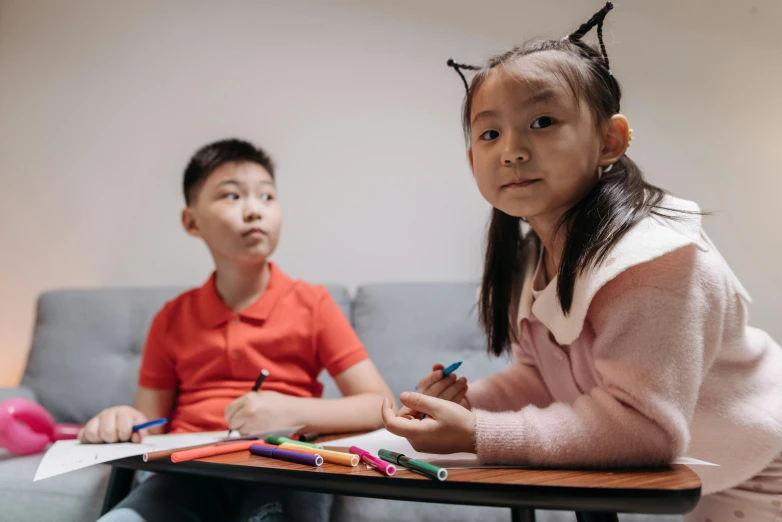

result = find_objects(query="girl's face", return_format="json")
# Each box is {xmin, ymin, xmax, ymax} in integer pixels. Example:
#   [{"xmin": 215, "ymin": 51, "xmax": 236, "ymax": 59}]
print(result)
[{"xmin": 468, "ymin": 52, "xmax": 607, "ymax": 232}]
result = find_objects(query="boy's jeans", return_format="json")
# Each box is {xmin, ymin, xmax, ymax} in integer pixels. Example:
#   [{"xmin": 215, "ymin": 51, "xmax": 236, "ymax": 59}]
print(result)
[{"xmin": 97, "ymin": 471, "xmax": 331, "ymax": 522}]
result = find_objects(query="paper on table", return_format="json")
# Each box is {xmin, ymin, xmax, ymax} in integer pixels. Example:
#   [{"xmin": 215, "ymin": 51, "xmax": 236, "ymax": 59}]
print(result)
[
  {"xmin": 324, "ymin": 429, "xmax": 481, "ymax": 467},
  {"xmin": 325, "ymin": 429, "xmax": 718, "ymax": 468},
  {"xmin": 674, "ymin": 456, "xmax": 718, "ymax": 466},
  {"xmin": 34, "ymin": 426, "xmax": 302, "ymax": 481}
]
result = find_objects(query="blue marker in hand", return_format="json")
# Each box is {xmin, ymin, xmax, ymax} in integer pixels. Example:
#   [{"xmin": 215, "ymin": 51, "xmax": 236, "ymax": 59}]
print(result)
[
  {"xmin": 132, "ymin": 418, "xmax": 168, "ymax": 432},
  {"xmin": 421, "ymin": 361, "xmax": 463, "ymax": 419},
  {"xmin": 442, "ymin": 361, "xmax": 463, "ymax": 377},
  {"xmin": 415, "ymin": 361, "xmax": 462, "ymax": 390}
]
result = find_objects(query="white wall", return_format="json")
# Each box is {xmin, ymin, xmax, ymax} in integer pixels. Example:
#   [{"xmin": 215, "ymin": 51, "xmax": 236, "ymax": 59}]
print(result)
[{"xmin": 1, "ymin": 0, "xmax": 780, "ymax": 385}]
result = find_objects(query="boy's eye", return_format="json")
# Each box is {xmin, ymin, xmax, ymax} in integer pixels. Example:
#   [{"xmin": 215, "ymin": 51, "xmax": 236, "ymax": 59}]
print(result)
[
  {"xmin": 479, "ymin": 130, "xmax": 500, "ymax": 141},
  {"xmin": 223, "ymin": 193, "xmax": 240, "ymax": 200},
  {"xmin": 531, "ymin": 116, "xmax": 555, "ymax": 129},
  {"xmin": 260, "ymin": 193, "xmax": 275, "ymax": 202}
]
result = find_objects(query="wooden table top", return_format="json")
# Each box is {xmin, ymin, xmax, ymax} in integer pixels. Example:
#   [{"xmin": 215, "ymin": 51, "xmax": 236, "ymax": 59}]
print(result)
[{"xmin": 113, "ymin": 435, "xmax": 701, "ymax": 515}]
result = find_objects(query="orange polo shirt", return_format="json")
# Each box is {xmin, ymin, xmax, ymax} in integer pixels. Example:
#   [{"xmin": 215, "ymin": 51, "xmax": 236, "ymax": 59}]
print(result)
[{"xmin": 138, "ymin": 263, "xmax": 368, "ymax": 433}]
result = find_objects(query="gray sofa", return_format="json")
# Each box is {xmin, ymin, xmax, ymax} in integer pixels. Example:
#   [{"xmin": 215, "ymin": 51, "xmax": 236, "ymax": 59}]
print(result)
[{"xmin": 0, "ymin": 284, "xmax": 683, "ymax": 522}]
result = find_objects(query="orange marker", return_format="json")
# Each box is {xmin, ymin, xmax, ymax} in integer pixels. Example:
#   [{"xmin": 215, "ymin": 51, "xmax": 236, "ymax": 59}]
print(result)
[
  {"xmin": 171, "ymin": 440, "xmax": 255, "ymax": 463},
  {"xmin": 278, "ymin": 442, "xmax": 359, "ymax": 467}
]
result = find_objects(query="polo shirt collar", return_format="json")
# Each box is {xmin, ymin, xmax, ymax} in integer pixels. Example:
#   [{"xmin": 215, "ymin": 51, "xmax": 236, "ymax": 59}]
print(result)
[{"xmin": 196, "ymin": 262, "xmax": 293, "ymax": 328}]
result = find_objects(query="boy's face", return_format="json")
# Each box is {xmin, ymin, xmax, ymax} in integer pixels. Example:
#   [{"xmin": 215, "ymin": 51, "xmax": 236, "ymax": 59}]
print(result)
[{"xmin": 182, "ymin": 161, "xmax": 281, "ymax": 265}]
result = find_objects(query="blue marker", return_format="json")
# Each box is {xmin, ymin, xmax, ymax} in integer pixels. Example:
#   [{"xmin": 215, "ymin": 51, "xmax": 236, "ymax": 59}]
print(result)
[
  {"xmin": 442, "ymin": 361, "xmax": 463, "ymax": 377},
  {"xmin": 132, "ymin": 418, "xmax": 168, "ymax": 432},
  {"xmin": 421, "ymin": 361, "xmax": 463, "ymax": 419},
  {"xmin": 415, "ymin": 361, "xmax": 463, "ymax": 391}
]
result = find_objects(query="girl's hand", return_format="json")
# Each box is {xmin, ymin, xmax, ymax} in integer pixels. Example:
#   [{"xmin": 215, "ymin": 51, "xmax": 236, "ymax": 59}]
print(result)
[
  {"xmin": 381, "ymin": 393, "xmax": 476, "ymax": 454},
  {"xmin": 399, "ymin": 363, "xmax": 470, "ymax": 418},
  {"xmin": 224, "ymin": 390, "xmax": 300, "ymax": 435},
  {"xmin": 78, "ymin": 406, "xmax": 148, "ymax": 444}
]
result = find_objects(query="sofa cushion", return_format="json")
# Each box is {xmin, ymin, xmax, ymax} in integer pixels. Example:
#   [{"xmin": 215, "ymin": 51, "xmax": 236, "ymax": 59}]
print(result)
[
  {"xmin": 0, "ymin": 386, "xmax": 37, "ymax": 403},
  {"xmin": 21, "ymin": 288, "xmax": 188, "ymax": 424},
  {"xmin": 0, "ymin": 450, "xmax": 108, "ymax": 522},
  {"xmin": 350, "ymin": 283, "xmax": 509, "ymax": 399}
]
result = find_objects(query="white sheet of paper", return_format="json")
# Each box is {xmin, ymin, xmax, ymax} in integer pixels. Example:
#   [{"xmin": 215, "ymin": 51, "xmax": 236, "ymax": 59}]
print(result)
[
  {"xmin": 34, "ymin": 426, "xmax": 302, "ymax": 481},
  {"xmin": 325, "ymin": 429, "xmax": 718, "ymax": 468},
  {"xmin": 324, "ymin": 429, "xmax": 483, "ymax": 467},
  {"xmin": 673, "ymin": 456, "xmax": 718, "ymax": 466}
]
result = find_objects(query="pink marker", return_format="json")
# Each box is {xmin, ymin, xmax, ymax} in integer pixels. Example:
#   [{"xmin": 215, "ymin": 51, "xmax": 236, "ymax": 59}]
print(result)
[{"xmin": 349, "ymin": 446, "xmax": 396, "ymax": 476}]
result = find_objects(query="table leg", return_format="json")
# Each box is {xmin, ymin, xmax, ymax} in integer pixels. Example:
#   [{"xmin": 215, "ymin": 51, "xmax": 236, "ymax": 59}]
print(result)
[
  {"xmin": 511, "ymin": 507, "xmax": 536, "ymax": 522},
  {"xmin": 100, "ymin": 467, "xmax": 135, "ymax": 515},
  {"xmin": 575, "ymin": 512, "xmax": 619, "ymax": 522}
]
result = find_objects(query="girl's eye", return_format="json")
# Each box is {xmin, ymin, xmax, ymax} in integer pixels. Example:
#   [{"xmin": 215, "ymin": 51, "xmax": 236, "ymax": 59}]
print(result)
[
  {"xmin": 260, "ymin": 193, "xmax": 275, "ymax": 202},
  {"xmin": 223, "ymin": 193, "xmax": 240, "ymax": 200},
  {"xmin": 479, "ymin": 130, "xmax": 500, "ymax": 141},
  {"xmin": 531, "ymin": 116, "xmax": 555, "ymax": 129}
]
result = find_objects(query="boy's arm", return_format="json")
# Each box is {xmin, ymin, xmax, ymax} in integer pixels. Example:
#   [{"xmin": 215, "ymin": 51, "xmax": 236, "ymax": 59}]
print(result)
[
  {"xmin": 296, "ymin": 289, "xmax": 393, "ymax": 433},
  {"xmin": 226, "ymin": 289, "xmax": 394, "ymax": 435},
  {"xmin": 287, "ymin": 360, "xmax": 394, "ymax": 434},
  {"xmin": 224, "ymin": 361, "xmax": 394, "ymax": 436},
  {"xmin": 133, "ymin": 386, "xmax": 177, "ymax": 436},
  {"xmin": 80, "ymin": 303, "xmax": 179, "ymax": 444},
  {"xmin": 79, "ymin": 386, "xmax": 175, "ymax": 443}
]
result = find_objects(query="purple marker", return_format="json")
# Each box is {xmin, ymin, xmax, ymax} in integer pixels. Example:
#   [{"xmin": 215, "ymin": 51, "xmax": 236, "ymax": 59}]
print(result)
[{"xmin": 249, "ymin": 443, "xmax": 323, "ymax": 467}]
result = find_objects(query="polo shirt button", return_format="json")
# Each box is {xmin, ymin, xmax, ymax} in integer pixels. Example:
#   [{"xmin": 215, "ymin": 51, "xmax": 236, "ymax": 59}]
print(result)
[
  {"xmin": 232, "ymin": 317, "xmax": 240, "ymax": 324},
  {"xmin": 554, "ymin": 351, "xmax": 564, "ymax": 361},
  {"xmin": 232, "ymin": 352, "xmax": 241, "ymax": 360}
]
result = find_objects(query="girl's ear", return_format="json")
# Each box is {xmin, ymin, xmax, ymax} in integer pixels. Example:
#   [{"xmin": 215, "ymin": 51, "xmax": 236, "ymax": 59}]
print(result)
[
  {"xmin": 468, "ymin": 148, "xmax": 475, "ymax": 174},
  {"xmin": 181, "ymin": 207, "xmax": 202, "ymax": 238},
  {"xmin": 599, "ymin": 114, "xmax": 630, "ymax": 167}
]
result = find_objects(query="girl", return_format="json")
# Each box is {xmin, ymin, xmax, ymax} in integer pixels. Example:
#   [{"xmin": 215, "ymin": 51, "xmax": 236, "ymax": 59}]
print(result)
[{"xmin": 381, "ymin": 4, "xmax": 782, "ymax": 520}]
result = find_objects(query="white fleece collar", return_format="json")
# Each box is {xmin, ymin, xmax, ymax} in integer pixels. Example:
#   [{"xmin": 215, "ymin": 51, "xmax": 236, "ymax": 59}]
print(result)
[{"xmin": 517, "ymin": 195, "xmax": 751, "ymax": 345}]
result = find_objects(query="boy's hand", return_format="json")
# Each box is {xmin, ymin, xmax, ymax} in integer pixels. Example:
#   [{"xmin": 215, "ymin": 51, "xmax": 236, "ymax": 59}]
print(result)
[
  {"xmin": 399, "ymin": 363, "xmax": 469, "ymax": 418},
  {"xmin": 382, "ymin": 394, "xmax": 476, "ymax": 454},
  {"xmin": 78, "ymin": 406, "xmax": 148, "ymax": 444},
  {"xmin": 224, "ymin": 391, "xmax": 300, "ymax": 435}
]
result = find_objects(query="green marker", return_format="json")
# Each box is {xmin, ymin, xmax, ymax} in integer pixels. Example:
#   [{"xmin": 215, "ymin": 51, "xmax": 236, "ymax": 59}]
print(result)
[
  {"xmin": 378, "ymin": 449, "xmax": 448, "ymax": 481},
  {"xmin": 265, "ymin": 435, "xmax": 323, "ymax": 449}
]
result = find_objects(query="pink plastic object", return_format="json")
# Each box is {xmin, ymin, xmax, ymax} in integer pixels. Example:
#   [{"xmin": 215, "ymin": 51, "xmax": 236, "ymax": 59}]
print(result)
[{"xmin": 0, "ymin": 398, "xmax": 81, "ymax": 455}]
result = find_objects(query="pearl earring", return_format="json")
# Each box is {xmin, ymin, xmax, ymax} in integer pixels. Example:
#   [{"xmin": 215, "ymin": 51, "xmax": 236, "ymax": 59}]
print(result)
[{"xmin": 598, "ymin": 163, "xmax": 614, "ymax": 180}]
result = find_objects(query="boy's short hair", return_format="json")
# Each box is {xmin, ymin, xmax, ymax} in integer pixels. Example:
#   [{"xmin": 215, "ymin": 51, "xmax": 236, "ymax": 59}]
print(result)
[{"xmin": 183, "ymin": 138, "xmax": 276, "ymax": 204}]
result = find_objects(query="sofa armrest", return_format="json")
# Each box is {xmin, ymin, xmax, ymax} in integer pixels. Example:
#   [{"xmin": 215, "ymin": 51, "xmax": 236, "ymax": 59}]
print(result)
[{"xmin": 0, "ymin": 386, "xmax": 38, "ymax": 403}]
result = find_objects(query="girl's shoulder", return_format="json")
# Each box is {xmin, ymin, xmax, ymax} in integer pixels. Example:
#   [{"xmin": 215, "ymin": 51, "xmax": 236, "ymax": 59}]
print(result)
[{"xmin": 521, "ymin": 195, "xmax": 751, "ymax": 344}]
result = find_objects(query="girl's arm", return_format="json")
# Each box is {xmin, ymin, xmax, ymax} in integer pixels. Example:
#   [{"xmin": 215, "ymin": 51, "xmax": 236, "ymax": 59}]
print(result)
[
  {"xmin": 473, "ymin": 246, "xmax": 708, "ymax": 467},
  {"xmin": 466, "ymin": 343, "xmax": 554, "ymax": 412}
]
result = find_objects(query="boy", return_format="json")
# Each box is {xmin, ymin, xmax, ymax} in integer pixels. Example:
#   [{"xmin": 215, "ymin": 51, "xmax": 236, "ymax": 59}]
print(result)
[{"xmin": 80, "ymin": 139, "xmax": 393, "ymax": 522}]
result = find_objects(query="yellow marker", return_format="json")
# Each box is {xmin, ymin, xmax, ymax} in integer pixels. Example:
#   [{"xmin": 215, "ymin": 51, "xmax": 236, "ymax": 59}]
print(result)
[{"xmin": 278, "ymin": 442, "xmax": 359, "ymax": 467}]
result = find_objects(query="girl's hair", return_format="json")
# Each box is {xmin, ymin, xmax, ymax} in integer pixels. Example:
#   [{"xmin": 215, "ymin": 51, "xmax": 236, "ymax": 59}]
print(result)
[{"xmin": 450, "ymin": 3, "xmax": 687, "ymax": 356}]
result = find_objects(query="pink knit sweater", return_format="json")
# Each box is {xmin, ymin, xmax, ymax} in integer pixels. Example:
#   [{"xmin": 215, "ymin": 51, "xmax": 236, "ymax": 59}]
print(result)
[{"xmin": 466, "ymin": 197, "xmax": 782, "ymax": 495}]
